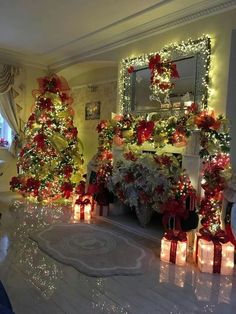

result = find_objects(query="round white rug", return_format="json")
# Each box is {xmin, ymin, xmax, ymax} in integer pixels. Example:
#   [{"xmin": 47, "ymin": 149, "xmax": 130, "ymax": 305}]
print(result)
[{"xmin": 30, "ymin": 223, "xmax": 154, "ymax": 277}]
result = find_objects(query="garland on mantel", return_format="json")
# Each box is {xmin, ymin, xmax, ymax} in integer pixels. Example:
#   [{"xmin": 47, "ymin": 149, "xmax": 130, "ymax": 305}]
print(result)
[{"xmin": 95, "ymin": 104, "xmax": 231, "ymax": 234}]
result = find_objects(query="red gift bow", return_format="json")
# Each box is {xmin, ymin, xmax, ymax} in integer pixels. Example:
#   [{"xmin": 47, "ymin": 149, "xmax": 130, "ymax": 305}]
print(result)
[
  {"xmin": 164, "ymin": 230, "xmax": 187, "ymax": 242},
  {"xmin": 164, "ymin": 230, "xmax": 187, "ymax": 264},
  {"xmin": 196, "ymin": 228, "xmax": 230, "ymax": 273}
]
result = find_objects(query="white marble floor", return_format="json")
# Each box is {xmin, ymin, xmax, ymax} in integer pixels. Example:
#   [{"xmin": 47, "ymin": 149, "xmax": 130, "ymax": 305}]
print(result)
[{"xmin": 0, "ymin": 192, "xmax": 236, "ymax": 314}]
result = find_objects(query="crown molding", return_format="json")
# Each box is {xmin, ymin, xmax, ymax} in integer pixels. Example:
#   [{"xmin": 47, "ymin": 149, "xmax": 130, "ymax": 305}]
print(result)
[
  {"xmin": 0, "ymin": 48, "xmax": 48, "ymax": 70},
  {"xmin": 71, "ymin": 79, "xmax": 117, "ymax": 90},
  {"xmin": 49, "ymin": 0, "xmax": 236, "ymax": 72}
]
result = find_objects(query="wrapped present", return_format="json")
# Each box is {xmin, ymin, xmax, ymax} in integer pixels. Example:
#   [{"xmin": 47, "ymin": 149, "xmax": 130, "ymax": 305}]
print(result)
[
  {"xmin": 160, "ymin": 230, "xmax": 187, "ymax": 266},
  {"xmin": 195, "ymin": 228, "xmax": 234, "ymax": 275},
  {"xmin": 74, "ymin": 195, "xmax": 92, "ymax": 221},
  {"xmin": 95, "ymin": 204, "xmax": 109, "ymax": 217},
  {"xmin": 71, "ymin": 181, "xmax": 86, "ymax": 208}
]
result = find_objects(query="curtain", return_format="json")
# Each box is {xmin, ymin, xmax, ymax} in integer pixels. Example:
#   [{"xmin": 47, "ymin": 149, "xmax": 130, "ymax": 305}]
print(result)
[{"xmin": 0, "ymin": 64, "xmax": 20, "ymax": 156}]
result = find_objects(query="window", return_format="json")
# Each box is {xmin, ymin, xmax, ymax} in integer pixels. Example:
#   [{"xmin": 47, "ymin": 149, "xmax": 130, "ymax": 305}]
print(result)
[{"xmin": 0, "ymin": 113, "xmax": 12, "ymax": 147}]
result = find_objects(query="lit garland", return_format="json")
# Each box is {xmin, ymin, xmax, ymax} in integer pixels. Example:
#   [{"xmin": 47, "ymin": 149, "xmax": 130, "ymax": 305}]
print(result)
[
  {"xmin": 95, "ymin": 104, "xmax": 231, "ymax": 234},
  {"xmin": 119, "ymin": 35, "xmax": 211, "ymax": 113},
  {"xmin": 10, "ymin": 75, "xmax": 84, "ymax": 202}
]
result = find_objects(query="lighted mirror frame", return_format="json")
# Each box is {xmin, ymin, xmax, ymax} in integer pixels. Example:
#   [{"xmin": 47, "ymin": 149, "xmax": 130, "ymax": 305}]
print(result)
[{"xmin": 119, "ymin": 35, "xmax": 211, "ymax": 115}]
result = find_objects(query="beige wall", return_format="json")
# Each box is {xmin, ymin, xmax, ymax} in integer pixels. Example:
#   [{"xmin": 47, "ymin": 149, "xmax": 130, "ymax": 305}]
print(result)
[
  {"xmin": 72, "ymin": 81, "xmax": 117, "ymax": 171},
  {"xmin": 85, "ymin": 9, "xmax": 236, "ymax": 116}
]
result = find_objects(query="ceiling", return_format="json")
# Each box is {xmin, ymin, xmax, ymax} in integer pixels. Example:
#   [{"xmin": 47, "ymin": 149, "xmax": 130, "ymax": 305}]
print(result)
[{"xmin": 0, "ymin": 0, "xmax": 235, "ymax": 71}]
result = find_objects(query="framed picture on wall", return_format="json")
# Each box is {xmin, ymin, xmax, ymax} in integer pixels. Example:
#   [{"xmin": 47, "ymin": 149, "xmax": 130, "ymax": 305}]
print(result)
[{"xmin": 85, "ymin": 101, "xmax": 101, "ymax": 120}]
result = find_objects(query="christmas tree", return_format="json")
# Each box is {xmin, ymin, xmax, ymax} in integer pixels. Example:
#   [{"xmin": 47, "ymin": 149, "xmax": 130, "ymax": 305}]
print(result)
[{"xmin": 10, "ymin": 75, "xmax": 84, "ymax": 202}]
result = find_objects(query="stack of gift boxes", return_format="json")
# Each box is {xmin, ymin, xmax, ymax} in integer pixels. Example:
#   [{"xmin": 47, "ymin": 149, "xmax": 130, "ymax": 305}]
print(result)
[
  {"xmin": 160, "ymin": 193, "xmax": 235, "ymax": 275},
  {"xmin": 71, "ymin": 181, "xmax": 110, "ymax": 222},
  {"xmin": 160, "ymin": 226, "xmax": 235, "ymax": 275}
]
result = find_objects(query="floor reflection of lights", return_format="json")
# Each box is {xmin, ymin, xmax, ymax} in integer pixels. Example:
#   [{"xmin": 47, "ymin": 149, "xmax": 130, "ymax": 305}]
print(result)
[{"xmin": 0, "ymin": 196, "xmax": 236, "ymax": 314}]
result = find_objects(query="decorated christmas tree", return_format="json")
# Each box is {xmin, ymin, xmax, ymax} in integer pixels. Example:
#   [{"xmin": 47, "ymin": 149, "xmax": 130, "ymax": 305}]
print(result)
[{"xmin": 10, "ymin": 75, "xmax": 84, "ymax": 202}]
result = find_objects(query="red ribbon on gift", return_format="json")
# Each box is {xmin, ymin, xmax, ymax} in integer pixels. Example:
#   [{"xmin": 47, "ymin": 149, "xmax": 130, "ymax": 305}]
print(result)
[
  {"xmin": 196, "ymin": 228, "xmax": 229, "ymax": 273},
  {"xmin": 164, "ymin": 230, "xmax": 187, "ymax": 264}
]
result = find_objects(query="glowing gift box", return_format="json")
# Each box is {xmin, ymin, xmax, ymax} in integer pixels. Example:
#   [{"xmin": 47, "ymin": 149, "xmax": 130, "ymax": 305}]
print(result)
[
  {"xmin": 74, "ymin": 195, "xmax": 92, "ymax": 221},
  {"xmin": 160, "ymin": 230, "xmax": 187, "ymax": 266},
  {"xmin": 72, "ymin": 193, "xmax": 95, "ymax": 213},
  {"xmin": 195, "ymin": 229, "xmax": 235, "ymax": 275}
]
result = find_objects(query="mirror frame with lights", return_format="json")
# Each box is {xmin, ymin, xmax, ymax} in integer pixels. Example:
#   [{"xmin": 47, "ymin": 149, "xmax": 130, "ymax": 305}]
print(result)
[{"xmin": 118, "ymin": 35, "xmax": 211, "ymax": 116}]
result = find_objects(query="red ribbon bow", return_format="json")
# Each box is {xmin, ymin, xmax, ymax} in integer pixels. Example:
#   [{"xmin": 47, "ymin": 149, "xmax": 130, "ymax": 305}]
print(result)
[
  {"xmin": 199, "ymin": 228, "xmax": 229, "ymax": 244},
  {"xmin": 75, "ymin": 198, "xmax": 91, "ymax": 206},
  {"xmin": 164, "ymin": 230, "xmax": 187, "ymax": 242}
]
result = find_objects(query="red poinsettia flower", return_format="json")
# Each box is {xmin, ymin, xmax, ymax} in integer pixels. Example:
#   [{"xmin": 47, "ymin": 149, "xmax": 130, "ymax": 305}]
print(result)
[
  {"xmin": 195, "ymin": 111, "xmax": 221, "ymax": 131},
  {"xmin": 148, "ymin": 54, "xmax": 161, "ymax": 70},
  {"xmin": 155, "ymin": 185, "xmax": 164, "ymax": 194},
  {"xmin": 60, "ymin": 93, "xmax": 73, "ymax": 105},
  {"xmin": 139, "ymin": 191, "xmax": 151, "ymax": 203},
  {"xmin": 187, "ymin": 103, "xmax": 198, "ymax": 114},
  {"xmin": 160, "ymin": 155, "xmax": 172, "ymax": 167},
  {"xmin": 63, "ymin": 165, "xmax": 73, "ymax": 178},
  {"xmin": 124, "ymin": 151, "xmax": 138, "ymax": 161},
  {"xmin": 38, "ymin": 97, "xmax": 54, "ymax": 111},
  {"xmin": 124, "ymin": 172, "xmax": 135, "ymax": 183},
  {"xmin": 61, "ymin": 182, "xmax": 73, "ymax": 199},
  {"xmin": 170, "ymin": 63, "xmax": 179, "ymax": 78},
  {"xmin": 34, "ymin": 133, "xmax": 46, "ymax": 149},
  {"xmin": 66, "ymin": 127, "xmax": 78, "ymax": 139},
  {"xmin": 26, "ymin": 177, "xmax": 40, "ymax": 192},
  {"xmin": 97, "ymin": 120, "xmax": 108, "ymax": 133},
  {"xmin": 75, "ymin": 181, "xmax": 86, "ymax": 195},
  {"xmin": 100, "ymin": 150, "xmax": 113, "ymax": 161},
  {"xmin": 10, "ymin": 176, "xmax": 21, "ymax": 189},
  {"xmin": 136, "ymin": 120, "xmax": 154, "ymax": 145}
]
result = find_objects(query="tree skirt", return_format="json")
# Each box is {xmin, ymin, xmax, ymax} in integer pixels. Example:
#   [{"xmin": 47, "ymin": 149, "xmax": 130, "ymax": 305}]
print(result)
[{"xmin": 30, "ymin": 223, "xmax": 154, "ymax": 277}]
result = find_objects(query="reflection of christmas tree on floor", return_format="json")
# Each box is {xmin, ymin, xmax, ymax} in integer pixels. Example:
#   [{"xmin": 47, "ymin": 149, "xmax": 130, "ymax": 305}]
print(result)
[{"xmin": 10, "ymin": 75, "xmax": 84, "ymax": 202}]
